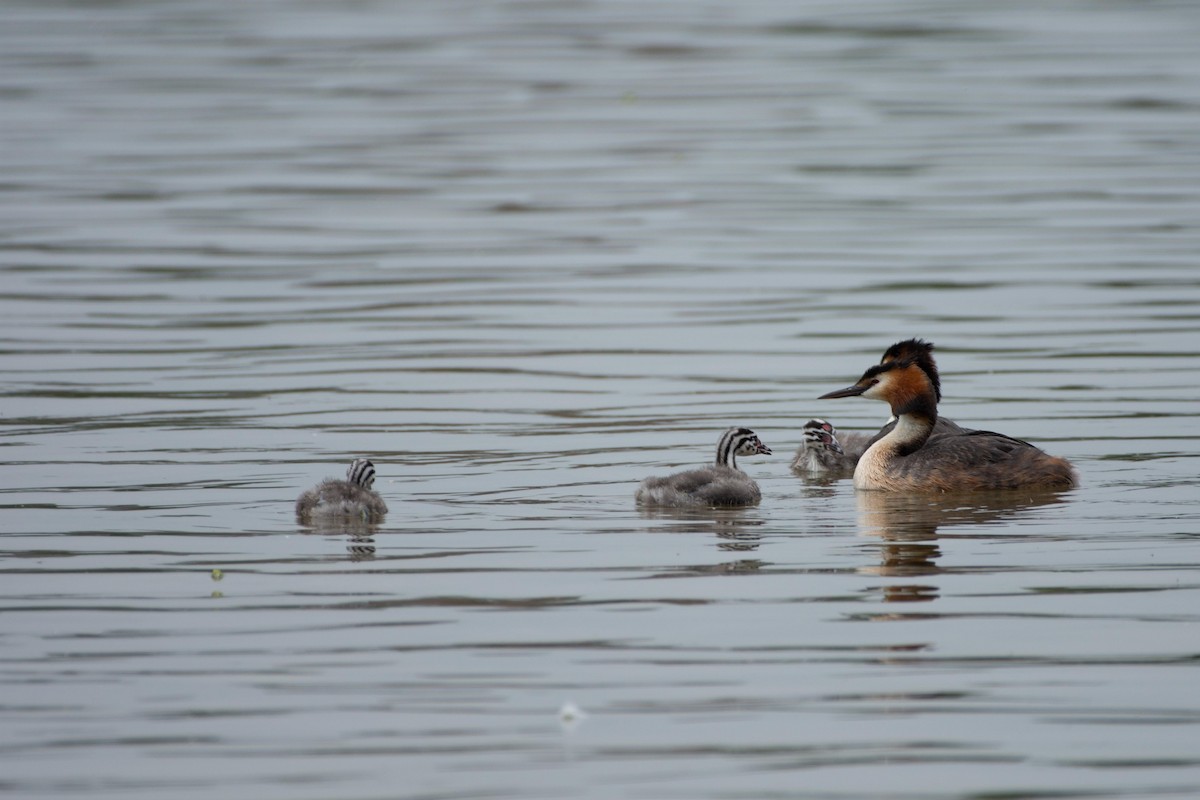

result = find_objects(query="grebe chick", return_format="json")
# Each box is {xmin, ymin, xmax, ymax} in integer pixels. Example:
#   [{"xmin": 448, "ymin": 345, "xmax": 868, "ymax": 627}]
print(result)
[
  {"xmin": 819, "ymin": 344, "xmax": 1076, "ymax": 492},
  {"xmin": 296, "ymin": 458, "xmax": 388, "ymax": 523},
  {"xmin": 636, "ymin": 427, "xmax": 772, "ymax": 508},
  {"xmin": 791, "ymin": 419, "xmax": 856, "ymax": 474}
]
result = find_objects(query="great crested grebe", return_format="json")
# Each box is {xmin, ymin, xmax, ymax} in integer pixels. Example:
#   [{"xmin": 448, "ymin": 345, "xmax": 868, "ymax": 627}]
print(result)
[
  {"xmin": 818, "ymin": 341, "xmax": 1076, "ymax": 492},
  {"xmin": 296, "ymin": 458, "xmax": 389, "ymax": 523},
  {"xmin": 799, "ymin": 340, "xmax": 970, "ymax": 474},
  {"xmin": 790, "ymin": 419, "xmax": 853, "ymax": 474},
  {"xmin": 636, "ymin": 427, "xmax": 772, "ymax": 507}
]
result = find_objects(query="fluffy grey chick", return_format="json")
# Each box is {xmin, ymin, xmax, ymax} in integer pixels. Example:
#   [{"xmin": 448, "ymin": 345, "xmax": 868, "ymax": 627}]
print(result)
[
  {"xmin": 636, "ymin": 427, "xmax": 772, "ymax": 508},
  {"xmin": 791, "ymin": 419, "xmax": 855, "ymax": 474},
  {"xmin": 296, "ymin": 458, "xmax": 388, "ymax": 524}
]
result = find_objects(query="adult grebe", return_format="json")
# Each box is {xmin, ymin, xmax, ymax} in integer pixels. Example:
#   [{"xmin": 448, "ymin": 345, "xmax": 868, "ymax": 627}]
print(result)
[
  {"xmin": 296, "ymin": 458, "xmax": 389, "ymax": 523},
  {"xmin": 819, "ymin": 343, "xmax": 1076, "ymax": 492},
  {"xmin": 636, "ymin": 427, "xmax": 772, "ymax": 507},
  {"xmin": 800, "ymin": 340, "xmax": 969, "ymax": 474}
]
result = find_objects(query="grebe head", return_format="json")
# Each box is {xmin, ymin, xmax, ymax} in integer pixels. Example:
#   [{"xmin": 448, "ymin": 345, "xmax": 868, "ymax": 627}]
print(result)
[
  {"xmin": 879, "ymin": 338, "xmax": 942, "ymax": 402},
  {"xmin": 803, "ymin": 418, "xmax": 844, "ymax": 454},
  {"xmin": 346, "ymin": 458, "xmax": 377, "ymax": 489},
  {"xmin": 818, "ymin": 356, "xmax": 937, "ymax": 419},
  {"xmin": 716, "ymin": 427, "xmax": 772, "ymax": 469}
]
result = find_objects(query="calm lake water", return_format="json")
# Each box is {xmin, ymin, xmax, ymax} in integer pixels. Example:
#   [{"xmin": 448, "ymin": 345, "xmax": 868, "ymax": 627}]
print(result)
[{"xmin": 2, "ymin": 1, "xmax": 1200, "ymax": 798}]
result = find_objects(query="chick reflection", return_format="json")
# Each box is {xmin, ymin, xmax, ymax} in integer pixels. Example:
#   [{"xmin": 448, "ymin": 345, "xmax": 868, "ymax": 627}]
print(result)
[
  {"xmin": 639, "ymin": 506, "xmax": 765, "ymax": 551},
  {"xmin": 856, "ymin": 490, "xmax": 1068, "ymax": 603},
  {"xmin": 345, "ymin": 531, "xmax": 376, "ymax": 561},
  {"xmin": 299, "ymin": 520, "xmax": 379, "ymax": 561},
  {"xmin": 639, "ymin": 507, "xmax": 766, "ymax": 575}
]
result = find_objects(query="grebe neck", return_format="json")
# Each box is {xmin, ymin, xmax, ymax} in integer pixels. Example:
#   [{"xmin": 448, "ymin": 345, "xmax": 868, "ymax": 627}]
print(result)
[
  {"xmin": 854, "ymin": 401, "xmax": 938, "ymax": 490},
  {"xmin": 882, "ymin": 411, "xmax": 936, "ymax": 455},
  {"xmin": 887, "ymin": 390, "xmax": 938, "ymax": 456},
  {"xmin": 716, "ymin": 429, "xmax": 741, "ymax": 470}
]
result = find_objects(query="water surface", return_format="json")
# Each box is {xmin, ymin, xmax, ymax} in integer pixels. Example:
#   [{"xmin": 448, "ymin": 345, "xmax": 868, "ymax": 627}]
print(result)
[{"xmin": 2, "ymin": 1, "xmax": 1200, "ymax": 798}]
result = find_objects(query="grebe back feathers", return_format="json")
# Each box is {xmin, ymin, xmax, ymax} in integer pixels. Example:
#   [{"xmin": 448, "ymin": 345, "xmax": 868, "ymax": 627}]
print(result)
[{"xmin": 296, "ymin": 457, "xmax": 389, "ymax": 523}]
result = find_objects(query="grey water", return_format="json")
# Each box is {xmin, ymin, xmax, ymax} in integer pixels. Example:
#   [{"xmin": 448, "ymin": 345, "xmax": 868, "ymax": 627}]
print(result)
[{"xmin": 2, "ymin": 1, "xmax": 1200, "ymax": 798}]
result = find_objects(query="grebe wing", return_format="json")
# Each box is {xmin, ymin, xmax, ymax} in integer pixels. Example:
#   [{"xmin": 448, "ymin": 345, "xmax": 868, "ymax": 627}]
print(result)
[
  {"xmin": 916, "ymin": 430, "xmax": 1055, "ymax": 468},
  {"xmin": 963, "ymin": 429, "xmax": 1038, "ymax": 450},
  {"xmin": 641, "ymin": 467, "xmax": 728, "ymax": 494}
]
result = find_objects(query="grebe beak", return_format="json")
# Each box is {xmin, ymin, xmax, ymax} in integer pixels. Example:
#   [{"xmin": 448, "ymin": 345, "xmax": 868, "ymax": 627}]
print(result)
[
  {"xmin": 818, "ymin": 383, "xmax": 868, "ymax": 399},
  {"xmin": 755, "ymin": 441, "xmax": 773, "ymax": 455}
]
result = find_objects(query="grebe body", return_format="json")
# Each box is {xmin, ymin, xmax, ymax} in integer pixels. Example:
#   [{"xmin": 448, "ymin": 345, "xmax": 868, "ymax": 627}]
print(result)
[
  {"xmin": 296, "ymin": 458, "xmax": 388, "ymax": 523},
  {"xmin": 819, "ymin": 340, "xmax": 1076, "ymax": 492},
  {"xmin": 636, "ymin": 427, "xmax": 772, "ymax": 508}
]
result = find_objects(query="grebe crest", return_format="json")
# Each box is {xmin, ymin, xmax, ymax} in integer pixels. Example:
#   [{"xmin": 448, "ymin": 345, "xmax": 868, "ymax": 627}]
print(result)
[
  {"xmin": 636, "ymin": 427, "xmax": 772, "ymax": 508},
  {"xmin": 820, "ymin": 341, "xmax": 1076, "ymax": 492},
  {"xmin": 296, "ymin": 457, "xmax": 388, "ymax": 524},
  {"xmin": 879, "ymin": 338, "xmax": 942, "ymax": 401}
]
